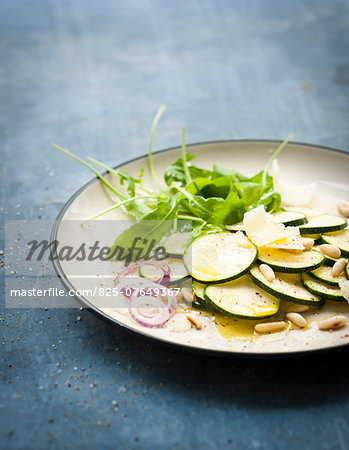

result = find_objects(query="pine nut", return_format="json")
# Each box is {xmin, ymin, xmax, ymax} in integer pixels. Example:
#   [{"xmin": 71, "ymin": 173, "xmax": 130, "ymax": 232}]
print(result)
[
  {"xmin": 319, "ymin": 244, "xmax": 341, "ymax": 259},
  {"xmin": 318, "ymin": 315, "xmax": 347, "ymax": 330},
  {"xmin": 337, "ymin": 202, "xmax": 349, "ymax": 218},
  {"xmin": 300, "ymin": 237, "xmax": 315, "ymax": 251},
  {"xmin": 286, "ymin": 312, "xmax": 307, "ymax": 328},
  {"xmin": 255, "ymin": 321, "xmax": 287, "ymax": 333},
  {"xmin": 259, "ymin": 264, "xmax": 275, "ymax": 283},
  {"xmin": 286, "ymin": 304, "xmax": 310, "ymax": 313},
  {"xmin": 181, "ymin": 287, "xmax": 194, "ymax": 303},
  {"xmin": 186, "ymin": 314, "xmax": 202, "ymax": 330},
  {"xmin": 331, "ymin": 258, "xmax": 347, "ymax": 277}
]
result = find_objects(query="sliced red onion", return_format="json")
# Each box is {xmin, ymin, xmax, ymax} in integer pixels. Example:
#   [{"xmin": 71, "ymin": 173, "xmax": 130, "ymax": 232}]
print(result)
[
  {"xmin": 114, "ymin": 261, "xmax": 170, "ymax": 298},
  {"xmin": 129, "ymin": 295, "xmax": 175, "ymax": 328},
  {"xmin": 114, "ymin": 261, "xmax": 177, "ymax": 328},
  {"xmin": 116, "ymin": 277, "xmax": 163, "ymax": 299}
]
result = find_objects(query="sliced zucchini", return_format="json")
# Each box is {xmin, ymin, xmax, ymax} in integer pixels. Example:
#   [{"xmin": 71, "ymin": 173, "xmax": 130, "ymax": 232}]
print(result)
[
  {"xmin": 192, "ymin": 280, "xmax": 205, "ymax": 301},
  {"xmin": 204, "ymin": 274, "xmax": 280, "ymax": 319},
  {"xmin": 183, "ymin": 232, "xmax": 257, "ymax": 284},
  {"xmin": 302, "ymin": 273, "xmax": 347, "ymax": 302},
  {"xmin": 189, "ymin": 281, "xmax": 214, "ymax": 312},
  {"xmin": 321, "ymin": 230, "xmax": 349, "ymax": 257},
  {"xmin": 191, "ymin": 280, "xmax": 214, "ymax": 311},
  {"xmin": 299, "ymin": 214, "xmax": 347, "ymax": 235},
  {"xmin": 309, "ymin": 265, "xmax": 347, "ymax": 287},
  {"xmin": 313, "ymin": 245, "xmax": 340, "ymax": 266},
  {"xmin": 250, "ymin": 266, "xmax": 323, "ymax": 305},
  {"xmin": 191, "ymin": 300, "xmax": 213, "ymax": 312},
  {"xmin": 162, "ymin": 232, "xmax": 192, "ymax": 258},
  {"xmin": 139, "ymin": 259, "xmax": 189, "ymax": 285},
  {"xmin": 272, "ymin": 211, "xmax": 308, "ymax": 227},
  {"xmin": 257, "ymin": 248, "xmax": 325, "ymax": 273},
  {"xmin": 347, "ymin": 260, "xmax": 349, "ymax": 279}
]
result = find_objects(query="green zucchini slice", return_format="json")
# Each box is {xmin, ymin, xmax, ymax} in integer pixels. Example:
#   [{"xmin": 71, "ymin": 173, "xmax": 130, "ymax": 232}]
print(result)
[
  {"xmin": 191, "ymin": 301, "xmax": 213, "ymax": 312},
  {"xmin": 204, "ymin": 274, "xmax": 280, "ymax": 319},
  {"xmin": 309, "ymin": 265, "xmax": 347, "ymax": 287},
  {"xmin": 302, "ymin": 273, "xmax": 347, "ymax": 302},
  {"xmin": 299, "ymin": 214, "xmax": 347, "ymax": 235},
  {"xmin": 191, "ymin": 280, "xmax": 215, "ymax": 312},
  {"xmin": 192, "ymin": 280, "xmax": 206, "ymax": 301},
  {"xmin": 313, "ymin": 245, "xmax": 340, "ymax": 266},
  {"xmin": 272, "ymin": 211, "xmax": 308, "ymax": 227},
  {"xmin": 183, "ymin": 232, "xmax": 257, "ymax": 283},
  {"xmin": 250, "ymin": 266, "xmax": 323, "ymax": 305},
  {"xmin": 257, "ymin": 248, "xmax": 325, "ymax": 273},
  {"xmin": 139, "ymin": 258, "xmax": 189, "ymax": 284},
  {"xmin": 321, "ymin": 230, "xmax": 349, "ymax": 257}
]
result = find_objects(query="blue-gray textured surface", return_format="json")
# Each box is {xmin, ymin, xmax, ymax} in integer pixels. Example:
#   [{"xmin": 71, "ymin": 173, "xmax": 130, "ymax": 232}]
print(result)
[{"xmin": 1, "ymin": 0, "xmax": 349, "ymax": 449}]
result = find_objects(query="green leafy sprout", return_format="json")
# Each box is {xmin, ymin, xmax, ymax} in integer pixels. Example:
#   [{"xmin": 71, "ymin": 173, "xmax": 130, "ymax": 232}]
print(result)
[{"xmin": 51, "ymin": 107, "xmax": 293, "ymax": 253}]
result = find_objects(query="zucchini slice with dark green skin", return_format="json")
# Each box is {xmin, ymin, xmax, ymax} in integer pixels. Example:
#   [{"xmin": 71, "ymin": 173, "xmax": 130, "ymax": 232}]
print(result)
[
  {"xmin": 321, "ymin": 230, "xmax": 349, "ymax": 258},
  {"xmin": 191, "ymin": 301, "xmax": 213, "ymax": 312},
  {"xmin": 347, "ymin": 260, "xmax": 349, "ymax": 279},
  {"xmin": 204, "ymin": 274, "xmax": 280, "ymax": 319},
  {"xmin": 250, "ymin": 266, "xmax": 323, "ymax": 306},
  {"xmin": 309, "ymin": 265, "xmax": 347, "ymax": 287},
  {"xmin": 257, "ymin": 248, "xmax": 325, "ymax": 273},
  {"xmin": 191, "ymin": 280, "xmax": 215, "ymax": 312},
  {"xmin": 299, "ymin": 214, "xmax": 347, "ymax": 235},
  {"xmin": 313, "ymin": 245, "xmax": 340, "ymax": 266},
  {"xmin": 272, "ymin": 211, "xmax": 308, "ymax": 227},
  {"xmin": 183, "ymin": 232, "xmax": 257, "ymax": 284},
  {"xmin": 139, "ymin": 258, "xmax": 190, "ymax": 285},
  {"xmin": 302, "ymin": 273, "xmax": 347, "ymax": 302},
  {"xmin": 192, "ymin": 280, "xmax": 206, "ymax": 302}
]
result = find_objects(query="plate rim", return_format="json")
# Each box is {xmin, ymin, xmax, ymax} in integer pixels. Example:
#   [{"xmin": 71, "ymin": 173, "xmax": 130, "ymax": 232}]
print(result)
[{"xmin": 50, "ymin": 139, "xmax": 349, "ymax": 358}]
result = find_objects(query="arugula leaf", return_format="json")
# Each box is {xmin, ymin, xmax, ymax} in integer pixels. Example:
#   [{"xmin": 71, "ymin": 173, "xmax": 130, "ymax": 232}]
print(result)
[
  {"xmin": 116, "ymin": 169, "xmax": 143, "ymax": 197},
  {"xmin": 52, "ymin": 144, "xmax": 128, "ymax": 202},
  {"xmin": 236, "ymin": 181, "xmax": 262, "ymax": 207},
  {"xmin": 176, "ymin": 180, "xmax": 245, "ymax": 226},
  {"xmin": 212, "ymin": 164, "xmax": 250, "ymax": 182},
  {"xmin": 53, "ymin": 114, "xmax": 293, "ymax": 248},
  {"xmin": 82, "ymin": 195, "xmax": 161, "ymax": 224},
  {"xmin": 108, "ymin": 196, "xmax": 178, "ymax": 262},
  {"xmin": 164, "ymin": 155, "xmax": 214, "ymax": 187},
  {"xmin": 248, "ymin": 170, "xmax": 281, "ymax": 212},
  {"xmin": 87, "ymin": 157, "xmax": 152, "ymax": 220},
  {"xmin": 257, "ymin": 191, "xmax": 282, "ymax": 213},
  {"xmin": 187, "ymin": 176, "xmax": 232, "ymax": 199}
]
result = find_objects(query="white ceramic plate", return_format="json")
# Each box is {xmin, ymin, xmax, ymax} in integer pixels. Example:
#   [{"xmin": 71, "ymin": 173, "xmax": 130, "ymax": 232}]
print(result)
[{"xmin": 52, "ymin": 140, "xmax": 349, "ymax": 357}]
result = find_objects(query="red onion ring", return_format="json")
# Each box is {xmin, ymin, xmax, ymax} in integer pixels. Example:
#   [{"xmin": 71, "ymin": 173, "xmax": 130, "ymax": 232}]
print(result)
[
  {"xmin": 128, "ymin": 295, "xmax": 176, "ymax": 328},
  {"xmin": 114, "ymin": 261, "xmax": 170, "ymax": 298},
  {"xmin": 114, "ymin": 261, "xmax": 178, "ymax": 328}
]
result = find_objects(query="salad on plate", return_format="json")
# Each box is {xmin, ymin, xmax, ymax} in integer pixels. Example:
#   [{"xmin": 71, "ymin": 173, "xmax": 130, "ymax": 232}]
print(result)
[{"xmin": 52, "ymin": 107, "xmax": 349, "ymax": 343}]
